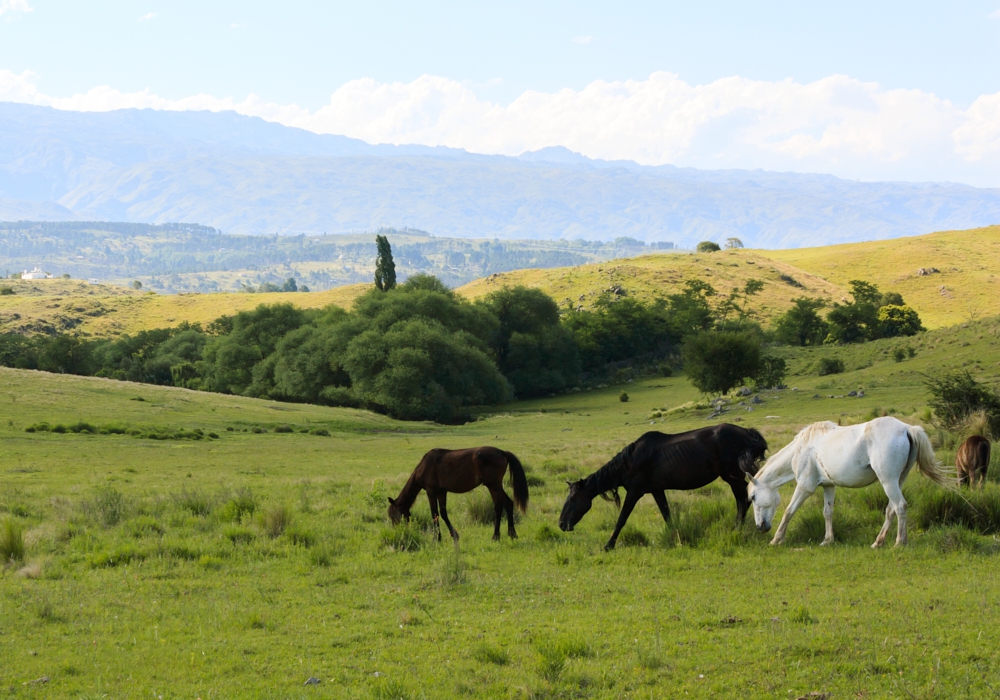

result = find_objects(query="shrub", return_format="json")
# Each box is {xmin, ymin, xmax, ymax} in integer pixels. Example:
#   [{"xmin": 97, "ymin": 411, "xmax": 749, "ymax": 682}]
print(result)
[
  {"xmin": 0, "ymin": 286, "xmax": 14, "ymax": 295},
  {"xmin": 619, "ymin": 391, "xmax": 629, "ymax": 403},
  {"xmin": 925, "ymin": 370, "xmax": 1000, "ymax": 435},
  {"xmin": 0, "ymin": 517, "xmax": 26, "ymax": 564},
  {"xmin": 309, "ymin": 428, "xmax": 331, "ymax": 437},
  {"xmin": 893, "ymin": 347, "xmax": 907, "ymax": 363},
  {"xmin": 817, "ymin": 357, "xmax": 845, "ymax": 376},
  {"xmin": 273, "ymin": 424, "xmax": 294, "ymax": 433},
  {"xmin": 379, "ymin": 523, "xmax": 424, "ymax": 552},
  {"xmin": 752, "ymin": 355, "xmax": 787, "ymax": 390},
  {"xmin": 696, "ymin": 241, "xmax": 721, "ymax": 253},
  {"xmin": 68, "ymin": 421, "xmax": 98, "ymax": 434},
  {"xmin": 263, "ymin": 503, "xmax": 292, "ymax": 538}
]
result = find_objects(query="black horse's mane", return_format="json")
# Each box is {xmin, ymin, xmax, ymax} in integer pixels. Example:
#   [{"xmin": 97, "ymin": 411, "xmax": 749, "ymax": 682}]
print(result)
[{"xmin": 581, "ymin": 440, "xmax": 636, "ymax": 508}]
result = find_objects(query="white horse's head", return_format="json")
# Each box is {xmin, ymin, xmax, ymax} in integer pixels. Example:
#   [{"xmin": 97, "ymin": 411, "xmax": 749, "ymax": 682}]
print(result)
[{"xmin": 747, "ymin": 476, "xmax": 780, "ymax": 533}]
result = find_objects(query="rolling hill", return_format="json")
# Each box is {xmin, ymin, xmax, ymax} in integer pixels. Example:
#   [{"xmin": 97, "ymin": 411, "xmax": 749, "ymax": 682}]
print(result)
[{"xmin": 2, "ymin": 224, "xmax": 999, "ymax": 336}]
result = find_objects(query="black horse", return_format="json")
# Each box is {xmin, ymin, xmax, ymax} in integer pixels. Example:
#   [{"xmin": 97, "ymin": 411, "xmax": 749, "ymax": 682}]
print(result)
[{"xmin": 558, "ymin": 424, "xmax": 768, "ymax": 550}]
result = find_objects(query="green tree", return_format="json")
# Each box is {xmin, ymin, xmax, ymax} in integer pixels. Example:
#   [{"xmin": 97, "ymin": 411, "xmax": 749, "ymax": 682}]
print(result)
[
  {"xmin": 724, "ymin": 237, "xmax": 744, "ymax": 250},
  {"xmin": 682, "ymin": 330, "xmax": 763, "ymax": 395},
  {"xmin": 281, "ymin": 277, "xmax": 298, "ymax": 292},
  {"xmin": 774, "ymin": 297, "xmax": 828, "ymax": 346},
  {"xmin": 374, "ymin": 235, "xmax": 397, "ymax": 291},
  {"xmin": 663, "ymin": 280, "xmax": 716, "ymax": 338},
  {"xmin": 877, "ymin": 305, "xmax": 923, "ymax": 337},
  {"xmin": 696, "ymin": 241, "xmax": 721, "ymax": 253},
  {"xmin": 926, "ymin": 371, "xmax": 1000, "ymax": 435},
  {"xmin": 477, "ymin": 286, "xmax": 580, "ymax": 396}
]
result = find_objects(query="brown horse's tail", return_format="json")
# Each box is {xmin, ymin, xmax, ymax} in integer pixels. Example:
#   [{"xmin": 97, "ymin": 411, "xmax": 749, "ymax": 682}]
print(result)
[
  {"xmin": 505, "ymin": 451, "xmax": 529, "ymax": 514},
  {"xmin": 977, "ymin": 438, "xmax": 991, "ymax": 471}
]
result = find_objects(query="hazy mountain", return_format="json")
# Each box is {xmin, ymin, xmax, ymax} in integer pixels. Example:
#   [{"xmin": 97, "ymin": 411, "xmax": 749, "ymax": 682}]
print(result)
[{"xmin": 2, "ymin": 102, "xmax": 999, "ymax": 248}]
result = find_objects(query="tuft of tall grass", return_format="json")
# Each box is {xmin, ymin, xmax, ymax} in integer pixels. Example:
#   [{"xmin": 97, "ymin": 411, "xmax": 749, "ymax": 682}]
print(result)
[
  {"xmin": 218, "ymin": 487, "xmax": 256, "ymax": 522},
  {"xmin": 911, "ymin": 483, "xmax": 1000, "ymax": 534},
  {"xmin": 924, "ymin": 525, "xmax": 986, "ymax": 554},
  {"xmin": 617, "ymin": 525, "xmax": 649, "ymax": 547},
  {"xmin": 86, "ymin": 484, "xmax": 128, "ymax": 527},
  {"xmin": 440, "ymin": 542, "xmax": 467, "ymax": 586},
  {"xmin": 658, "ymin": 498, "xmax": 730, "ymax": 548},
  {"xmin": 0, "ymin": 517, "xmax": 26, "ymax": 564},
  {"xmin": 173, "ymin": 487, "xmax": 213, "ymax": 516},
  {"xmin": 466, "ymin": 490, "xmax": 496, "ymax": 525},
  {"xmin": 379, "ymin": 523, "xmax": 423, "ymax": 552},
  {"xmin": 285, "ymin": 525, "xmax": 316, "ymax": 547},
  {"xmin": 534, "ymin": 636, "xmax": 592, "ymax": 682},
  {"xmin": 224, "ymin": 525, "xmax": 255, "ymax": 544},
  {"xmin": 262, "ymin": 503, "xmax": 292, "ymax": 538}
]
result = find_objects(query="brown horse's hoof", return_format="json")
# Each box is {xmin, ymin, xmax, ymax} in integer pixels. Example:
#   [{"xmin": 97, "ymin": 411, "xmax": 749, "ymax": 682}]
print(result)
[{"xmin": 492, "ymin": 534, "xmax": 500, "ymax": 542}]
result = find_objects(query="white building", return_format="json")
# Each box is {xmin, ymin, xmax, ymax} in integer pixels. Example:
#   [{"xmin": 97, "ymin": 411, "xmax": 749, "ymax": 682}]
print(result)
[{"xmin": 22, "ymin": 267, "xmax": 52, "ymax": 280}]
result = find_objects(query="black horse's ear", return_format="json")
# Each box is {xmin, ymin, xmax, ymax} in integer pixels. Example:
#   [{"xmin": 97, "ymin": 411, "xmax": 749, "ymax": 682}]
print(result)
[{"xmin": 387, "ymin": 497, "xmax": 395, "ymax": 505}]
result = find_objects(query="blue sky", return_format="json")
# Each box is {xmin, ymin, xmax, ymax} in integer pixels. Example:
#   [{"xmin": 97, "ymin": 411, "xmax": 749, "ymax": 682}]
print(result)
[{"xmin": 2, "ymin": 1, "xmax": 1000, "ymax": 184}]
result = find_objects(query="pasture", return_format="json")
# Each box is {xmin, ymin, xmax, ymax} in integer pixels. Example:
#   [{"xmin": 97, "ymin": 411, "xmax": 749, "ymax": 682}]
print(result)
[{"xmin": 3, "ymin": 317, "xmax": 1000, "ymax": 698}]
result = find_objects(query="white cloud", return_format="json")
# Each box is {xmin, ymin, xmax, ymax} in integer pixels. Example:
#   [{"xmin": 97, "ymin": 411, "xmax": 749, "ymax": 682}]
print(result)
[
  {"xmin": 990, "ymin": 8, "xmax": 1000, "ymax": 18},
  {"xmin": 0, "ymin": 0, "xmax": 32, "ymax": 17},
  {"xmin": 1, "ymin": 68, "xmax": 999, "ymax": 185},
  {"xmin": 138, "ymin": 12, "xmax": 156, "ymax": 22},
  {"xmin": 572, "ymin": 35, "xmax": 593, "ymax": 44}
]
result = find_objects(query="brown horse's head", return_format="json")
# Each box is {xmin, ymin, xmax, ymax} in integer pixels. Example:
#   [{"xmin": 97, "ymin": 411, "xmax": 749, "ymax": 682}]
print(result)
[
  {"xmin": 387, "ymin": 497, "xmax": 409, "ymax": 525},
  {"xmin": 559, "ymin": 480, "xmax": 600, "ymax": 531}
]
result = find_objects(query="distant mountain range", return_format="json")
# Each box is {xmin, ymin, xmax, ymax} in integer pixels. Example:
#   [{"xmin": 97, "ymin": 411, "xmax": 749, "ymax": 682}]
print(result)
[{"xmin": 2, "ymin": 102, "xmax": 999, "ymax": 248}]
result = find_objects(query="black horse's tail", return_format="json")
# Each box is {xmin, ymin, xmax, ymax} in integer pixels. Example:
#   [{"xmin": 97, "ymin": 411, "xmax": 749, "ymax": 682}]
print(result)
[{"xmin": 505, "ymin": 451, "xmax": 529, "ymax": 514}]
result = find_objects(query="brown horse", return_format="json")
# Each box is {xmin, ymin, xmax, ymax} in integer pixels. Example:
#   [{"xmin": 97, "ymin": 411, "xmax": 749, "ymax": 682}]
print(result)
[
  {"xmin": 388, "ymin": 447, "xmax": 529, "ymax": 541},
  {"xmin": 957, "ymin": 435, "xmax": 991, "ymax": 488}
]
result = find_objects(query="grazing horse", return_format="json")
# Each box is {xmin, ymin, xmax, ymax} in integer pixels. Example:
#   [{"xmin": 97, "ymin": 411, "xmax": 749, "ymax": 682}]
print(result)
[
  {"xmin": 747, "ymin": 417, "xmax": 952, "ymax": 548},
  {"xmin": 388, "ymin": 447, "xmax": 528, "ymax": 541},
  {"xmin": 558, "ymin": 424, "xmax": 768, "ymax": 550},
  {"xmin": 956, "ymin": 435, "xmax": 991, "ymax": 488}
]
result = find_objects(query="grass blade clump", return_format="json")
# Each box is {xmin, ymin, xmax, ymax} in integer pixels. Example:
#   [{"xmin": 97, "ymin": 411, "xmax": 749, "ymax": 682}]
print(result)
[
  {"xmin": 473, "ymin": 643, "xmax": 510, "ymax": 666},
  {"xmin": 379, "ymin": 522, "xmax": 423, "ymax": 552},
  {"xmin": 86, "ymin": 484, "xmax": 128, "ymax": 527},
  {"xmin": 0, "ymin": 517, "xmax": 26, "ymax": 564},
  {"xmin": 173, "ymin": 487, "xmax": 213, "ymax": 517},
  {"xmin": 466, "ymin": 490, "xmax": 496, "ymax": 525},
  {"xmin": 911, "ymin": 483, "xmax": 1000, "ymax": 534},
  {"xmin": 218, "ymin": 487, "xmax": 257, "ymax": 522},
  {"xmin": 262, "ymin": 503, "xmax": 292, "ymax": 538}
]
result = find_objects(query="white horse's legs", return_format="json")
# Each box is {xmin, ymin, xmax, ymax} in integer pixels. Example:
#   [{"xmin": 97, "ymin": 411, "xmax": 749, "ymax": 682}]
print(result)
[
  {"xmin": 820, "ymin": 486, "xmax": 836, "ymax": 546},
  {"xmin": 872, "ymin": 480, "xmax": 908, "ymax": 547},
  {"xmin": 770, "ymin": 483, "xmax": 814, "ymax": 545}
]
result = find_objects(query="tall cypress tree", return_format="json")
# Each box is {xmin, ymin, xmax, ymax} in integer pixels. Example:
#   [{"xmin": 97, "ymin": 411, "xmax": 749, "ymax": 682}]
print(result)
[{"xmin": 374, "ymin": 235, "xmax": 397, "ymax": 291}]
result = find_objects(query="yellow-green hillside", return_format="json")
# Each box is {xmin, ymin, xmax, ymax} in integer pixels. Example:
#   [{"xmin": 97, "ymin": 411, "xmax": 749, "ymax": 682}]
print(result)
[
  {"xmin": 763, "ymin": 225, "xmax": 1000, "ymax": 329},
  {"xmin": 456, "ymin": 249, "xmax": 845, "ymax": 323},
  {"xmin": 0, "ymin": 279, "xmax": 369, "ymax": 337}
]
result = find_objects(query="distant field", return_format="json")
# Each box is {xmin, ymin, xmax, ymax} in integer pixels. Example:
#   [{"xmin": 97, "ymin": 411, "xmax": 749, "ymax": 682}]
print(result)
[{"xmin": 3, "ymin": 317, "xmax": 1000, "ymax": 697}]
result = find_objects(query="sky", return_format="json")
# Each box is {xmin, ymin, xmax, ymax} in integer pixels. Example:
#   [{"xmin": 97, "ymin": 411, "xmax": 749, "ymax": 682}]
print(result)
[{"xmin": 2, "ymin": 1, "xmax": 1000, "ymax": 185}]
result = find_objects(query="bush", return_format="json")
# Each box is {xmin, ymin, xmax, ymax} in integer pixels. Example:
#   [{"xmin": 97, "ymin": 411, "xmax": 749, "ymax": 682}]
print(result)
[
  {"xmin": 0, "ymin": 517, "xmax": 26, "ymax": 564},
  {"xmin": 273, "ymin": 424, "xmax": 294, "ymax": 433},
  {"xmin": 818, "ymin": 357, "xmax": 845, "ymax": 376},
  {"xmin": 696, "ymin": 241, "xmax": 721, "ymax": 253},
  {"xmin": 262, "ymin": 504, "xmax": 292, "ymax": 538},
  {"xmin": 309, "ymin": 428, "xmax": 331, "ymax": 436},
  {"xmin": 753, "ymin": 355, "xmax": 787, "ymax": 390},
  {"xmin": 619, "ymin": 391, "xmax": 629, "ymax": 403},
  {"xmin": 926, "ymin": 370, "xmax": 1000, "ymax": 435}
]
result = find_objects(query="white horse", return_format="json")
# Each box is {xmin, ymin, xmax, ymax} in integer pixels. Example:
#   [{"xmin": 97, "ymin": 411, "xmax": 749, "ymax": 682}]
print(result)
[{"xmin": 747, "ymin": 417, "xmax": 952, "ymax": 548}]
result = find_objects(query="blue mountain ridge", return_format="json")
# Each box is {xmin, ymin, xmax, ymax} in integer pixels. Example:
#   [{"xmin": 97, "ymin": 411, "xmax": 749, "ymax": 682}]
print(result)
[{"xmin": 1, "ymin": 102, "xmax": 998, "ymax": 248}]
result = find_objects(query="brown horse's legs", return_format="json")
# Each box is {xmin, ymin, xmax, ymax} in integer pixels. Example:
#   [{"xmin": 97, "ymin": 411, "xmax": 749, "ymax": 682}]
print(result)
[
  {"xmin": 490, "ymin": 489, "xmax": 503, "ymax": 541},
  {"xmin": 438, "ymin": 492, "xmax": 459, "ymax": 542},
  {"xmin": 605, "ymin": 489, "xmax": 642, "ymax": 551},
  {"xmin": 427, "ymin": 490, "xmax": 442, "ymax": 541},
  {"xmin": 958, "ymin": 466, "xmax": 969, "ymax": 488},
  {"xmin": 651, "ymin": 490, "xmax": 671, "ymax": 524},
  {"xmin": 502, "ymin": 489, "xmax": 517, "ymax": 539}
]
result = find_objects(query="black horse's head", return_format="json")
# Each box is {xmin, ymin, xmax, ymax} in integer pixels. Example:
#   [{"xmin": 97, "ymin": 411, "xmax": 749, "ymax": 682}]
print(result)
[
  {"xmin": 738, "ymin": 428, "xmax": 769, "ymax": 477},
  {"xmin": 387, "ymin": 497, "xmax": 409, "ymax": 525},
  {"xmin": 559, "ymin": 480, "xmax": 593, "ymax": 531},
  {"xmin": 559, "ymin": 481, "xmax": 620, "ymax": 531}
]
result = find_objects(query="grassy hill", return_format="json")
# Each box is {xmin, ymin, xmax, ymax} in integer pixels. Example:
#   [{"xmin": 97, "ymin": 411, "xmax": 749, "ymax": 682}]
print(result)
[
  {"xmin": 2, "ymin": 316, "xmax": 1000, "ymax": 697},
  {"xmin": 765, "ymin": 224, "xmax": 1000, "ymax": 329},
  {"xmin": 3, "ymin": 225, "xmax": 1000, "ymax": 337}
]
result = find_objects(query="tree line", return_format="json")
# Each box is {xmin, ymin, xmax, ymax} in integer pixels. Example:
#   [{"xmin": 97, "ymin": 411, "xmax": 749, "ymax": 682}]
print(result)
[{"xmin": 0, "ymin": 239, "xmax": 923, "ymax": 422}]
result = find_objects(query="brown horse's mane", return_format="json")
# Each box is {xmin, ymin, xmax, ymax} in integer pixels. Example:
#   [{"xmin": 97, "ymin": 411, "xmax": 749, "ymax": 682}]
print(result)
[{"xmin": 392, "ymin": 471, "xmax": 423, "ymax": 512}]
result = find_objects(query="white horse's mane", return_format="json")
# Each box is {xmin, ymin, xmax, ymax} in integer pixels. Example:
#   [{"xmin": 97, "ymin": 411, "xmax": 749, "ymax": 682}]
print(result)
[{"xmin": 757, "ymin": 421, "xmax": 839, "ymax": 481}]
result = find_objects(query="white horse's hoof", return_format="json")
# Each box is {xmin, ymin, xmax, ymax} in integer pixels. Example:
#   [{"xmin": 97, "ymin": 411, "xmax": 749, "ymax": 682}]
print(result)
[
  {"xmin": 820, "ymin": 539, "xmax": 834, "ymax": 547},
  {"xmin": 871, "ymin": 541, "xmax": 884, "ymax": 549},
  {"xmin": 769, "ymin": 539, "xmax": 783, "ymax": 546}
]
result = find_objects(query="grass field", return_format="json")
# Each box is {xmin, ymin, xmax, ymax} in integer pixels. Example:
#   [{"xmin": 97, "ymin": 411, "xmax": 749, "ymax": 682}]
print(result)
[
  {"xmin": 3, "ymin": 316, "xmax": 1000, "ymax": 698},
  {"xmin": 4, "ymin": 225, "xmax": 999, "ymax": 338}
]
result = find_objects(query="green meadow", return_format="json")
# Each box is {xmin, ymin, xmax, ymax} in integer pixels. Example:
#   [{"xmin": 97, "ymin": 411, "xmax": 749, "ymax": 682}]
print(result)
[{"xmin": 3, "ymin": 317, "xmax": 1000, "ymax": 699}]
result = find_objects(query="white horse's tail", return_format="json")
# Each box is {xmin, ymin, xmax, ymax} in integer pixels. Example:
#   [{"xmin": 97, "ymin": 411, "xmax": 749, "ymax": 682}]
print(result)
[{"xmin": 907, "ymin": 425, "xmax": 955, "ymax": 488}]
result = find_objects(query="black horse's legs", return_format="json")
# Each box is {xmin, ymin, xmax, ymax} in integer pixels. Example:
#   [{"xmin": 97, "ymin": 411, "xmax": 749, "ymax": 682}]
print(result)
[
  {"xmin": 725, "ymin": 477, "xmax": 750, "ymax": 525},
  {"xmin": 605, "ymin": 490, "xmax": 642, "ymax": 551},
  {"xmin": 438, "ymin": 492, "xmax": 459, "ymax": 542},
  {"xmin": 427, "ymin": 490, "xmax": 442, "ymax": 541},
  {"xmin": 651, "ymin": 490, "xmax": 671, "ymax": 524}
]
